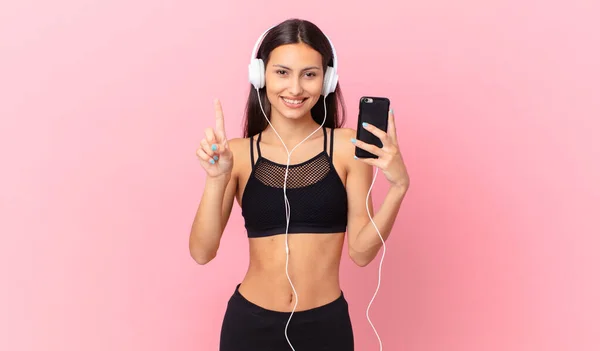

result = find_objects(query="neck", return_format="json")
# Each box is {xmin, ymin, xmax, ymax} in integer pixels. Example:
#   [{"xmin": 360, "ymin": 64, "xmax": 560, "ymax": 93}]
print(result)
[{"xmin": 264, "ymin": 112, "xmax": 322, "ymax": 150}]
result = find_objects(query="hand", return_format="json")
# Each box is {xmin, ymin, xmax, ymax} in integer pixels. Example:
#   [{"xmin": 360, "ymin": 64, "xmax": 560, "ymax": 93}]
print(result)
[
  {"xmin": 353, "ymin": 109, "xmax": 410, "ymax": 190},
  {"xmin": 196, "ymin": 99, "xmax": 233, "ymax": 178}
]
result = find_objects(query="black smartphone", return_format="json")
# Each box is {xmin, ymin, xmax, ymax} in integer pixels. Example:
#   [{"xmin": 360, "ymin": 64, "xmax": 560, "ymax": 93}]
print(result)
[{"xmin": 355, "ymin": 96, "xmax": 390, "ymax": 159}]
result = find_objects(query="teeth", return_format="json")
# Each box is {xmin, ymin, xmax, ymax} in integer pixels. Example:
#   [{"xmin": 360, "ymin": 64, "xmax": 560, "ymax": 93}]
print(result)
[{"xmin": 283, "ymin": 98, "xmax": 304, "ymax": 104}]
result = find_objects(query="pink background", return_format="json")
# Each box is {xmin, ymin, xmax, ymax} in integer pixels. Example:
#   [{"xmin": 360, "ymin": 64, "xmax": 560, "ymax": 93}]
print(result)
[{"xmin": 1, "ymin": 0, "xmax": 599, "ymax": 350}]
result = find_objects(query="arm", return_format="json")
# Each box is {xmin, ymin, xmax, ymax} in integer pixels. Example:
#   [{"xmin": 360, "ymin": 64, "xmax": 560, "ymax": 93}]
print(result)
[
  {"xmin": 346, "ymin": 162, "xmax": 407, "ymax": 266},
  {"xmin": 343, "ymin": 109, "xmax": 410, "ymax": 267},
  {"xmin": 188, "ymin": 169, "xmax": 237, "ymax": 265},
  {"xmin": 189, "ymin": 99, "xmax": 239, "ymax": 265}
]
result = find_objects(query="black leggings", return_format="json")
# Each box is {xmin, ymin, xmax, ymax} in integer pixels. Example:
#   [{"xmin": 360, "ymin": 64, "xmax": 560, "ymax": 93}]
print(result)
[{"xmin": 219, "ymin": 284, "xmax": 354, "ymax": 351}]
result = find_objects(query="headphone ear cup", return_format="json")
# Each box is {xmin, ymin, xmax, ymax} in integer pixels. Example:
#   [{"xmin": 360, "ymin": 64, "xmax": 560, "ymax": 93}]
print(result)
[
  {"xmin": 248, "ymin": 58, "xmax": 265, "ymax": 89},
  {"xmin": 322, "ymin": 66, "xmax": 338, "ymax": 96}
]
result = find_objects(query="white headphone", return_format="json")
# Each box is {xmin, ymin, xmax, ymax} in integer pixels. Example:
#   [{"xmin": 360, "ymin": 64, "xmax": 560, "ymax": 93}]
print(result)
[{"xmin": 248, "ymin": 25, "xmax": 339, "ymax": 97}]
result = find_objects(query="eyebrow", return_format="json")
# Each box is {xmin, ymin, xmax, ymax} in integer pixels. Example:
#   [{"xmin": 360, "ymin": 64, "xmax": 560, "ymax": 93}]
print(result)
[{"xmin": 272, "ymin": 64, "xmax": 321, "ymax": 71}]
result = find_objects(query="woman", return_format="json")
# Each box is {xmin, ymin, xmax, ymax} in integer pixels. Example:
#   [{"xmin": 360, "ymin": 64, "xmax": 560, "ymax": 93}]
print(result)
[{"xmin": 190, "ymin": 18, "xmax": 409, "ymax": 351}]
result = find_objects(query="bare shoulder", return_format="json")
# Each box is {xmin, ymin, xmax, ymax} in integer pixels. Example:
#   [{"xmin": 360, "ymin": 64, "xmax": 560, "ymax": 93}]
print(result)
[
  {"xmin": 224, "ymin": 137, "xmax": 250, "ymax": 177},
  {"xmin": 332, "ymin": 127, "xmax": 359, "ymax": 170},
  {"xmin": 227, "ymin": 137, "xmax": 248, "ymax": 153}
]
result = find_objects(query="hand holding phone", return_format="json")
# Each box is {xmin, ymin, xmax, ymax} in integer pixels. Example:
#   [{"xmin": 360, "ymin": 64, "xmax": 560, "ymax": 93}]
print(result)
[
  {"xmin": 355, "ymin": 96, "xmax": 390, "ymax": 159},
  {"xmin": 352, "ymin": 96, "xmax": 410, "ymax": 190}
]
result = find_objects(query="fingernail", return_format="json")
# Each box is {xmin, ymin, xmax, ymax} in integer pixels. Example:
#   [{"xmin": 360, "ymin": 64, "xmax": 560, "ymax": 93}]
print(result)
[
  {"xmin": 362, "ymin": 122, "xmax": 368, "ymax": 128},
  {"xmin": 213, "ymin": 155, "xmax": 219, "ymax": 161},
  {"xmin": 209, "ymin": 159, "xmax": 215, "ymax": 164},
  {"xmin": 350, "ymin": 138, "xmax": 356, "ymax": 143},
  {"xmin": 211, "ymin": 144, "xmax": 217, "ymax": 151},
  {"xmin": 354, "ymin": 155, "xmax": 358, "ymax": 159},
  {"xmin": 390, "ymin": 108, "xmax": 394, "ymax": 114}
]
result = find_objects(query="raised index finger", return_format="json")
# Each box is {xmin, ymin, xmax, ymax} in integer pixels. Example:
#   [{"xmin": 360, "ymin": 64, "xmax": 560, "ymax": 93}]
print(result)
[{"xmin": 214, "ymin": 98, "xmax": 226, "ymax": 140}]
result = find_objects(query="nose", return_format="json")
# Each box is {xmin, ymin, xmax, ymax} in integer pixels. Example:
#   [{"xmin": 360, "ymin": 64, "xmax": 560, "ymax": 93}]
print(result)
[{"xmin": 287, "ymin": 76, "xmax": 304, "ymax": 96}]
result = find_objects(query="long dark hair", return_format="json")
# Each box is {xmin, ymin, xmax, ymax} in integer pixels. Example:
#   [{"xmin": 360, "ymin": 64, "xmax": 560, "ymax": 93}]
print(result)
[{"xmin": 242, "ymin": 19, "xmax": 346, "ymax": 138}]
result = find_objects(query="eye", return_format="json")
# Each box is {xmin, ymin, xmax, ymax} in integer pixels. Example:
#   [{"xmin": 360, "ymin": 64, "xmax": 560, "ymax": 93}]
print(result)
[
  {"xmin": 305, "ymin": 72, "xmax": 317, "ymax": 77},
  {"xmin": 276, "ymin": 69, "xmax": 287, "ymax": 75}
]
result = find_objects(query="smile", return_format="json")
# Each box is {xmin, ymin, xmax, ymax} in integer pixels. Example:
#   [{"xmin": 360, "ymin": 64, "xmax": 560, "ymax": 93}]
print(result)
[{"xmin": 281, "ymin": 97, "xmax": 308, "ymax": 108}]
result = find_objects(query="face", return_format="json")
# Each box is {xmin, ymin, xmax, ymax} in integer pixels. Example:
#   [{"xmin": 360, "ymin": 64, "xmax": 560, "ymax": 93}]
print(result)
[{"xmin": 264, "ymin": 43, "xmax": 324, "ymax": 121}]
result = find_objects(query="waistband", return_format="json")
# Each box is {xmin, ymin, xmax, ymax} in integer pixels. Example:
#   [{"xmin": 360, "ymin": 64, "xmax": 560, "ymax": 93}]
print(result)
[{"xmin": 229, "ymin": 283, "xmax": 348, "ymax": 322}]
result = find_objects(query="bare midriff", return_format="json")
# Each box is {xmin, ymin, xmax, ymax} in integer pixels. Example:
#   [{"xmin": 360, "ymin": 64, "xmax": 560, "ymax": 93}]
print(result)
[{"xmin": 238, "ymin": 232, "xmax": 346, "ymax": 312}]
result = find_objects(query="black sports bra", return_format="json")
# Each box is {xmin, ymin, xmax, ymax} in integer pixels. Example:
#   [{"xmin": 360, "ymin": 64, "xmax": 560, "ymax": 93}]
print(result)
[{"xmin": 241, "ymin": 128, "xmax": 348, "ymax": 238}]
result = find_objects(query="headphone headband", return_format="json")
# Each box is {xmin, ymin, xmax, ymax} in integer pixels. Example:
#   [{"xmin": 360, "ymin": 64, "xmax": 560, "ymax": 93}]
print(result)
[{"xmin": 249, "ymin": 25, "xmax": 338, "ymax": 74}]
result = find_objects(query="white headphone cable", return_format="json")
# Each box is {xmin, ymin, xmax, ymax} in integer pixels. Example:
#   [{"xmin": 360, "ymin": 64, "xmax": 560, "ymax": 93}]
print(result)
[
  {"xmin": 255, "ymin": 88, "xmax": 386, "ymax": 351},
  {"xmin": 365, "ymin": 166, "xmax": 385, "ymax": 351},
  {"xmin": 255, "ymin": 87, "xmax": 328, "ymax": 350}
]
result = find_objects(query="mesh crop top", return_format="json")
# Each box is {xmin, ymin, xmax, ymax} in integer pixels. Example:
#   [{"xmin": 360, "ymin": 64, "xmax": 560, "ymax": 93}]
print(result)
[{"xmin": 240, "ymin": 127, "xmax": 348, "ymax": 238}]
